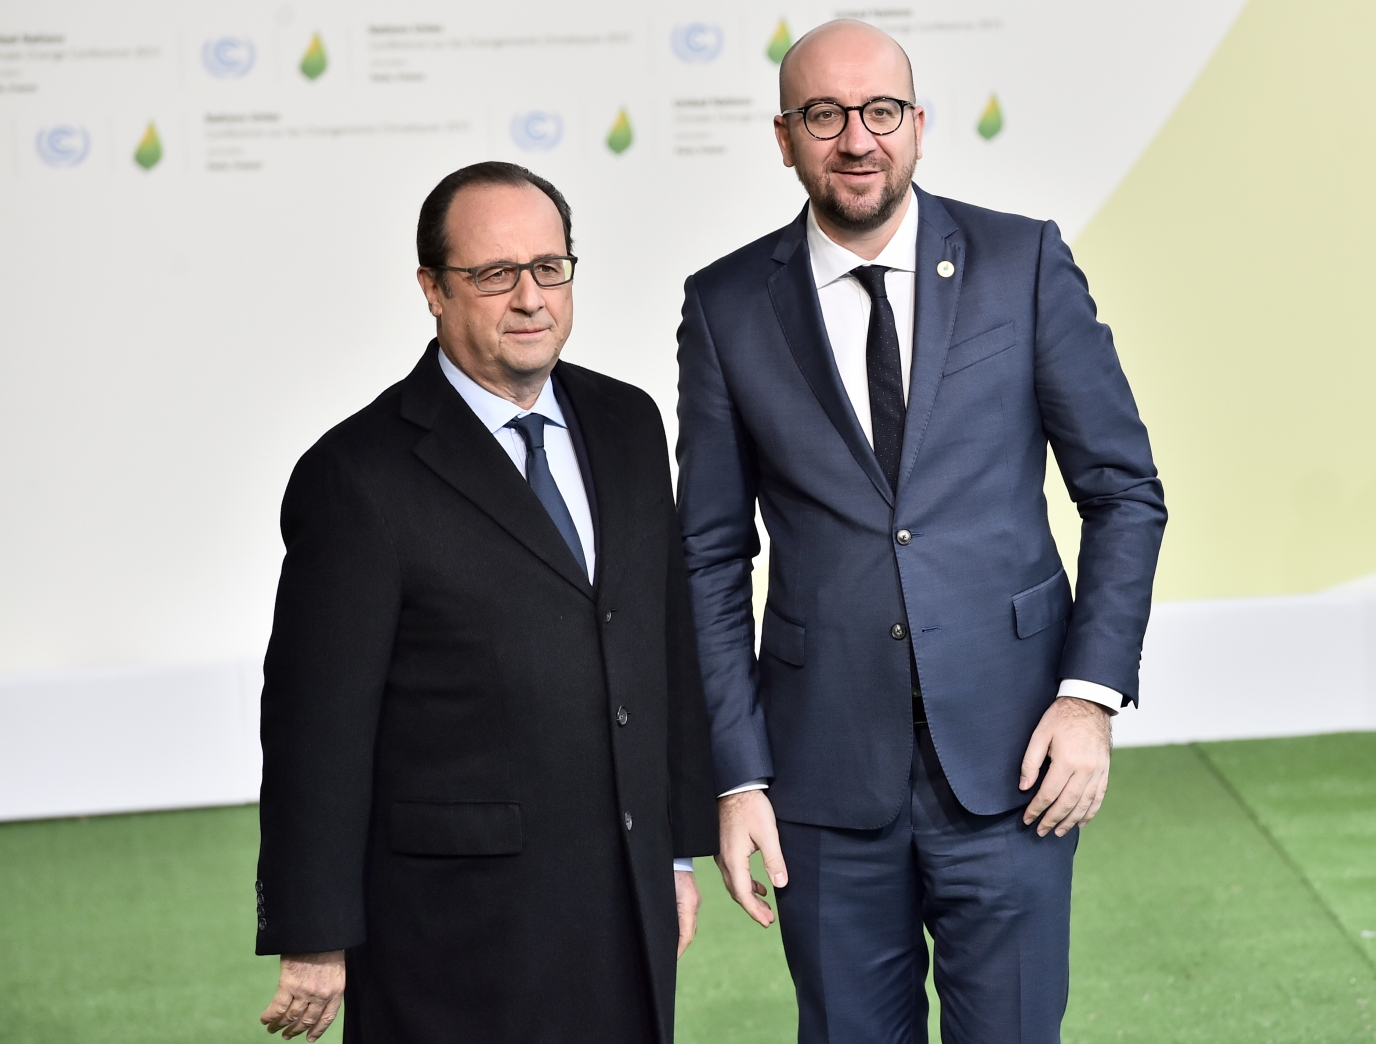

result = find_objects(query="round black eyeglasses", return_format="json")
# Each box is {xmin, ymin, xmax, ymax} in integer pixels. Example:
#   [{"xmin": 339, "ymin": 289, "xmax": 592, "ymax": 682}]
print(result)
[
  {"xmin": 430, "ymin": 255, "xmax": 578, "ymax": 295},
  {"xmin": 780, "ymin": 98, "xmax": 917, "ymax": 141}
]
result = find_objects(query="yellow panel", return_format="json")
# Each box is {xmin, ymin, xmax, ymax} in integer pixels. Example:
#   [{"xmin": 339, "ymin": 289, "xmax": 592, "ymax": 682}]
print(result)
[{"xmin": 1056, "ymin": 0, "xmax": 1376, "ymax": 599}]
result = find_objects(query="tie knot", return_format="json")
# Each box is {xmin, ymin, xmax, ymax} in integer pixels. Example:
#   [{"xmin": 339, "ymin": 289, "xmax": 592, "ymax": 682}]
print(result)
[
  {"xmin": 506, "ymin": 412, "xmax": 547, "ymax": 450},
  {"xmin": 851, "ymin": 265, "xmax": 891, "ymax": 301}
]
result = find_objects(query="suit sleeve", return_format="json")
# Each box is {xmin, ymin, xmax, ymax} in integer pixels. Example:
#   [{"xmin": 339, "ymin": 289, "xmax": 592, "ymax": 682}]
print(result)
[
  {"xmin": 255, "ymin": 441, "xmax": 401, "ymax": 955},
  {"xmin": 1034, "ymin": 220, "xmax": 1167, "ymax": 705},
  {"xmin": 674, "ymin": 274, "xmax": 774, "ymax": 791}
]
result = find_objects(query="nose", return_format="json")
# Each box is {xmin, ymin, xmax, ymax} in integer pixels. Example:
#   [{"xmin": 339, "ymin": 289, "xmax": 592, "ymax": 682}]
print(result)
[
  {"xmin": 837, "ymin": 108, "xmax": 879, "ymax": 156},
  {"xmin": 509, "ymin": 268, "xmax": 545, "ymax": 313}
]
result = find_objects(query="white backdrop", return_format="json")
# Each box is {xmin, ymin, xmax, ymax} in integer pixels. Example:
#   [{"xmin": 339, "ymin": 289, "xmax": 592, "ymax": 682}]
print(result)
[
  {"xmin": 1, "ymin": 0, "xmax": 1247, "ymax": 674},
  {"xmin": 17, "ymin": 1, "xmax": 1364, "ymax": 823}
]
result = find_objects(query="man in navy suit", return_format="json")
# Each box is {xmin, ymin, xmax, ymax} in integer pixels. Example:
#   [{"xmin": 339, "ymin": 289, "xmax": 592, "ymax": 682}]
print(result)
[{"xmin": 676, "ymin": 20, "xmax": 1166, "ymax": 1043}]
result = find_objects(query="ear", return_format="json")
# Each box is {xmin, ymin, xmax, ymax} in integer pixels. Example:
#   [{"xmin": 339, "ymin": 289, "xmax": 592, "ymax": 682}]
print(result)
[
  {"xmin": 416, "ymin": 267, "xmax": 445, "ymax": 317},
  {"xmin": 773, "ymin": 115, "xmax": 796, "ymax": 168},
  {"xmin": 912, "ymin": 105, "xmax": 926, "ymax": 161}
]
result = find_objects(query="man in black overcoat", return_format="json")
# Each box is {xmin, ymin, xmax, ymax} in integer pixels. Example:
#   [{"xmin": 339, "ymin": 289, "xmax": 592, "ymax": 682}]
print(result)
[{"xmin": 253, "ymin": 162, "xmax": 719, "ymax": 1043}]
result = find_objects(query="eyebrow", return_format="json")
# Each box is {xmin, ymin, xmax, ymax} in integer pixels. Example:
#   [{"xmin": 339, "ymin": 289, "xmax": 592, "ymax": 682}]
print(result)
[
  {"xmin": 453, "ymin": 253, "xmax": 566, "ymax": 267},
  {"xmin": 795, "ymin": 94, "xmax": 910, "ymax": 107}
]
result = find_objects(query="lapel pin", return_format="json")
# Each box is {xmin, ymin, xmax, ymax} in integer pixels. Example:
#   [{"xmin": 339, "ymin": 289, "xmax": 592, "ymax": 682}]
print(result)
[{"xmin": 936, "ymin": 260, "xmax": 955, "ymax": 278}]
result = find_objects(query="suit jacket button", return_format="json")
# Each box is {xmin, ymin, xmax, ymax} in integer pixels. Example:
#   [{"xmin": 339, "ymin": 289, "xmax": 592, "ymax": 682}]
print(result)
[
  {"xmin": 624, "ymin": 812, "xmax": 633, "ymax": 830},
  {"xmin": 605, "ymin": 611, "xmax": 613, "ymax": 623},
  {"xmin": 616, "ymin": 706, "xmax": 629, "ymax": 726},
  {"xmin": 891, "ymin": 623, "xmax": 907, "ymax": 640},
  {"xmin": 896, "ymin": 529, "xmax": 912, "ymax": 545}
]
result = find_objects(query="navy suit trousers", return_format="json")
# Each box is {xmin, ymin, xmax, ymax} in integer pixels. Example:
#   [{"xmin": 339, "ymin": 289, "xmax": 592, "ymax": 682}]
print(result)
[{"xmin": 775, "ymin": 726, "xmax": 1077, "ymax": 1044}]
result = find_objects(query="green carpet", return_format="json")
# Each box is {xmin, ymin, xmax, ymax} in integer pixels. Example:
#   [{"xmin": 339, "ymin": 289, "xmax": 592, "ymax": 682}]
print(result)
[
  {"xmin": 0, "ymin": 734, "xmax": 1372, "ymax": 1043},
  {"xmin": 1063, "ymin": 740, "xmax": 1374, "ymax": 1043}
]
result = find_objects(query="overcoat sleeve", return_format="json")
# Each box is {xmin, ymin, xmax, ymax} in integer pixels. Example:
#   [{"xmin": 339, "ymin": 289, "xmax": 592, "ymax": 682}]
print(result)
[
  {"xmin": 662, "ymin": 480, "xmax": 724, "ymax": 860},
  {"xmin": 1034, "ymin": 221, "xmax": 1167, "ymax": 704},
  {"xmin": 255, "ymin": 440, "xmax": 401, "ymax": 955},
  {"xmin": 674, "ymin": 274, "xmax": 773, "ymax": 793}
]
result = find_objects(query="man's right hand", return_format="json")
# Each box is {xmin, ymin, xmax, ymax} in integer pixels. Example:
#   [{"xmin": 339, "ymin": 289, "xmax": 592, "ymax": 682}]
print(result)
[
  {"xmin": 715, "ymin": 789, "xmax": 789, "ymax": 927},
  {"xmin": 261, "ymin": 950, "xmax": 346, "ymax": 1041}
]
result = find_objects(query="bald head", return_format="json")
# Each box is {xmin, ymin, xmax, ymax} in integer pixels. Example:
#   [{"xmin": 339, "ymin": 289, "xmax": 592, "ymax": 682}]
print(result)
[
  {"xmin": 771, "ymin": 18, "xmax": 923, "ymax": 253},
  {"xmin": 779, "ymin": 19, "xmax": 914, "ymax": 111}
]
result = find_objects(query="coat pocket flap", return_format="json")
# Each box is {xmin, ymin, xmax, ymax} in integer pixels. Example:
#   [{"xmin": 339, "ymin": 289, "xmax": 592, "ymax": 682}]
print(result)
[
  {"xmin": 942, "ymin": 320, "xmax": 1017, "ymax": 376},
  {"xmin": 760, "ymin": 605, "xmax": 805, "ymax": 666},
  {"xmin": 391, "ymin": 801, "xmax": 523, "ymax": 856},
  {"xmin": 1012, "ymin": 569, "xmax": 1073, "ymax": 639}
]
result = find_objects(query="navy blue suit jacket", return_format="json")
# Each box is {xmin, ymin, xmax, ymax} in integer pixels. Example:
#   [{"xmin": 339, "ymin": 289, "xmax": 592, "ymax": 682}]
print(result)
[{"xmin": 676, "ymin": 188, "xmax": 1166, "ymax": 824}]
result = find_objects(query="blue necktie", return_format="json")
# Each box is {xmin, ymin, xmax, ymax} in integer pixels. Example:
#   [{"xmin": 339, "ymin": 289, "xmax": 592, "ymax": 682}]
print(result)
[
  {"xmin": 505, "ymin": 413, "xmax": 589, "ymax": 578},
  {"xmin": 851, "ymin": 264, "xmax": 906, "ymax": 493}
]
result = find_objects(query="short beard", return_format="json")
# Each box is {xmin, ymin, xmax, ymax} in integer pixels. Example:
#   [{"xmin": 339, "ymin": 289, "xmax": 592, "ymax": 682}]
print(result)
[{"xmin": 798, "ymin": 154, "xmax": 916, "ymax": 234}]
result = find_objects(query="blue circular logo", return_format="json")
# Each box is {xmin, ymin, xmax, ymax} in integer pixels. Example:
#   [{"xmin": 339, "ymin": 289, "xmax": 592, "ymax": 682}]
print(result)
[
  {"xmin": 510, "ymin": 111, "xmax": 563, "ymax": 151},
  {"xmin": 671, "ymin": 23, "xmax": 724, "ymax": 63},
  {"xmin": 35, "ymin": 125, "xmax": 90, "ymax": 167},
  {"xmin": 202, "ymin": 37, "xmax": 256, "ymax": 78}
]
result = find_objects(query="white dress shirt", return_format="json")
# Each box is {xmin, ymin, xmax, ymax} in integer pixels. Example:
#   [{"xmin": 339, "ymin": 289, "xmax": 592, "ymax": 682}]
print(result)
[
  {"xmin": 722, "ymin": 193, "xmax": 1121, "ymax": 799},
  {"xmin": 439, "ymin": 352, "xmax": 695, "ymax": 873},
  {"xmin": 807, "ymin": 186, "xmax": 920, "ymax": 430},
  {"xmin": 438, "ymin": 351, "xmax": 596, "ymax": 582}
]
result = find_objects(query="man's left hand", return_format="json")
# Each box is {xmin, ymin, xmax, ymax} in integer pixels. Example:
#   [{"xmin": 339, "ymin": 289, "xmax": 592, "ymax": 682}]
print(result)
[
  {"xmin": 261, "ymin": 951, "xmax": 345, "ymax": 1041},
  {"xmin": 675, "ymin": 869, "xmax": 701, "ymax": 958},
  {"xmin": 1019, "ymin": 696, "xmax": 1112, "ymax": 837}
]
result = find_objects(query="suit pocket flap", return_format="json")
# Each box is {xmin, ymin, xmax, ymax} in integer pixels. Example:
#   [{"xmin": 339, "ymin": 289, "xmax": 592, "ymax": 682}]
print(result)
[
  {"xmin": 391, "ymin": 801, "xmax": 523, "ymax": 856},
  {"xmin": 1012, "ymin": 569, "xmax": 1073, "ymax": 639},
  {"xmin": 942, "ymin": 320, "xmax": 1017, "ymax": 375},
  {"xmin": 760, "ymin": 606, "xmax": 805, "ymax": 666}
]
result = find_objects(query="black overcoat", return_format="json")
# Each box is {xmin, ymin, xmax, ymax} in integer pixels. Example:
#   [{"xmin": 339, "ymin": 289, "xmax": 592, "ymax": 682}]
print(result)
[{"xmin": 255, "ymin": 341, "xmax": 719, "ymax": 1043}]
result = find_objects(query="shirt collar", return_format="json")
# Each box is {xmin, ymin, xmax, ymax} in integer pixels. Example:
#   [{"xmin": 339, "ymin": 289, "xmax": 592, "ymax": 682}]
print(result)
[
  {"xmin": 806, "ymin": 184, "xmax": 920, "ymax": 289},
  {"xmin": 437, "ymin": 349, "xmax": 567, "ymax": 434}
]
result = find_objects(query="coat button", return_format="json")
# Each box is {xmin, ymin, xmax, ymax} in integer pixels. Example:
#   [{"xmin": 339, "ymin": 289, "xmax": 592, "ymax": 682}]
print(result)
[
  {"xmin": 624, "ymin": 812, "xmax": 633, "ymax": 830},
  {"xmin": 616, "ymin": 706, "xmax": 629, "ymax": 726},
  {"xmin": 605, "ymin": 610, "xmax": 613, "ymax": 623},
  {"xmin": 891, "ymin": 623, "xmax": 907, "ymax": 640},
  {"xmin": 896, "ymin": 529, "xmax": 912, "ymax": 545}
]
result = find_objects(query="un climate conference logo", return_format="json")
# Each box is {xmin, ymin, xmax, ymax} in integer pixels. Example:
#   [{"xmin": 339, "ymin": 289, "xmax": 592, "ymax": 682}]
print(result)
[
  {"xmin": 671, "ymin": 23, "xmax": 724, "ymax": 63},
  {"xmin": 202, "ymin": 37, "xmax": 256, "ymax": 78},
  {"xmin": 510, "ymin": 111, "xmax": 563, "ymax": 151},
  {"xmin": 35, "ymin": 125, "xmax": 90, "ymax": 167}
]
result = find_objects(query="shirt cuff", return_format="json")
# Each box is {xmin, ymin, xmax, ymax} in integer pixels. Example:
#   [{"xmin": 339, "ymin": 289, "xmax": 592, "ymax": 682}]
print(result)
[
  {"xmin": 673, "ymin": 858, "xmax": 695, "ymax": 873},
  {"xmin": 718, "ymin": 778, "xmax": 770, "ymax": 798},
  {"xmin": 1057, "ymin": 678, "xmax": 1122, "ymax": 715}
]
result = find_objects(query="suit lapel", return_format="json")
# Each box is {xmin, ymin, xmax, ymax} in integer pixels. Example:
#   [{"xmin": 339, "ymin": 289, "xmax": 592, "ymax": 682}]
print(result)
[
  {"xmin": 401, "ymin": 341, "xmax": 595, "ymax": 600},
  {"xmin": 768, "ymin": 209, "xmax": 893, "ymax": 505},
  {"xmin": 897, "ymin": 188, "xmax": 964, "ymax": 493}
]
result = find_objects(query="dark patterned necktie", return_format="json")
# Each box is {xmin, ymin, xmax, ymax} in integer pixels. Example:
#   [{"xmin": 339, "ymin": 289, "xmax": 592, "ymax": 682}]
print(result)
[
  {"xmin": 505, "ymin": 413, "xmax": 589, "ymax": 578},
  {"xmin": 851, "ymin": 265, "xmax": 905, "ymax": 493}
]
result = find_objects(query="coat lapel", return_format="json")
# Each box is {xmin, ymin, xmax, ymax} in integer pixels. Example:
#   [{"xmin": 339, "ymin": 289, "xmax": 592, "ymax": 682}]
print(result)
[
  {"xmin": 897, "ymin": 188, "xmax": 964, "ymax": 493},
  {"xmin": 549, "ymin": 361, "xmax": 636, "ymax": 599},
  {"xmin": 400, "ymin": 341, "xmax": 594, "ymax": 600},
  {"xmin": 768, "ymin": 208, "xmax": 893, "ymax": 505}
]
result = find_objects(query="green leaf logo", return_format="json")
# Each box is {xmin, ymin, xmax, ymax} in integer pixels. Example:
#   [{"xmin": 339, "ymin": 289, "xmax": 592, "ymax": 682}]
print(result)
[
  {"xmin": 606, "ymin": 108, "xmax": 633, "ymax": 154},
  {"xmin": 977, "ymin": 94, "xmax": 1003, "ymax": 140},
  {"xmin": 766, "ymin": 19, "xmax": 792, "ymax": 64},
  {"xmin": 133, "ymin": 122, "xmax": 162, "ymax": 170},
  {"xmin": 300, "ymin": 33, "xmax": 327, "ymax": 80}
]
